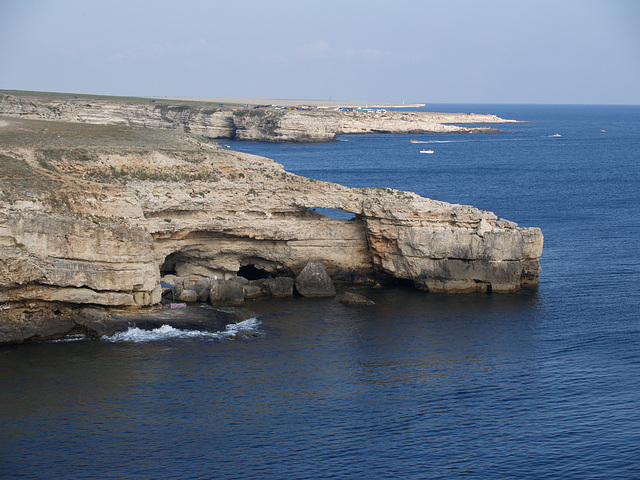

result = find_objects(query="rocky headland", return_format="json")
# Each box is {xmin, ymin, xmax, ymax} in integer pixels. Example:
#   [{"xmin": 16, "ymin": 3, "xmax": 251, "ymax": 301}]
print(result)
[
  {"xmin": 0, "ymin": 92, "xmax": 542, "ymax": 345},
  {"xmin": 1, "ymin": 90, "xmax": 514, "ymax": 142}
]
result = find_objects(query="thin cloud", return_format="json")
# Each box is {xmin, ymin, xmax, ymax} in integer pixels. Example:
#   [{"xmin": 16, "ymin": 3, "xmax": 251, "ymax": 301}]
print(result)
[
  {"xmin": 296, "ymin": 39, "xmax": 331, "ymax": 57},
  {"xmin": 146, "ymin": 39, "xmax": 216, "ymax": 56},
  {"xmin": 296, "ymin": 40, "xmax": 382, "ymax": 60}
]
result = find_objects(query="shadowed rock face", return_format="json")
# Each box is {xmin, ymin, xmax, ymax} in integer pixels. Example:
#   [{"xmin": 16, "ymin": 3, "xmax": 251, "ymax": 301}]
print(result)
[{"xmin": 0, "ymin": 111, "xmax": 542, "ymax": 344}]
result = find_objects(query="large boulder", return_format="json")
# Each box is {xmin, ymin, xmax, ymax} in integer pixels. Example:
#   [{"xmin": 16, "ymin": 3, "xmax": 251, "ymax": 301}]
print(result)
[
  {"xmin": 261, "ymin": 277, "xmax": 295, "ymax": 297},
  {"xmin": 242, "ymin": 284, "xmax": 263, "ymax": 298},
  {"xmin": 176, "ymin": 289, "xmax": 198, "ymax": 303},
  {"xmin": 182, "ymin": 277, "xmax": 212, "ymax": 302},
  {"xmin": 295, "ymin": 262, "xmax": 336, "ymax": 297},
  {"xmin": 209, "ymin": 279, "xmax": 245, "ymax": 306}
]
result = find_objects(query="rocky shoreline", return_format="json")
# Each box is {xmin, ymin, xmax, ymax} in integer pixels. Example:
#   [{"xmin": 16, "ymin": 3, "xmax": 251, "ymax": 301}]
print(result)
[
  {"xmin": 0, "ymin": 90, "xmax": 515, "ymax": 142},
  {"xmin": 0, "ymin": 93, "xmax": 542, "ymax": 345}
]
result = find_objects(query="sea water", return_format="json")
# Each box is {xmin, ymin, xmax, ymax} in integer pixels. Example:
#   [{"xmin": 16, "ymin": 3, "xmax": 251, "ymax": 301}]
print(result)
[{"xmin": 1, "ymin": 105, "xmax": 639, "ymax": 479}]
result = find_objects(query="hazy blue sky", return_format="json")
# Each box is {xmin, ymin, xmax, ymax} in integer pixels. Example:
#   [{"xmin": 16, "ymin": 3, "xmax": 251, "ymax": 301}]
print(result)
[{"xmin": 1, "ymin": 0, "xmax": 639, "ymax": 104}]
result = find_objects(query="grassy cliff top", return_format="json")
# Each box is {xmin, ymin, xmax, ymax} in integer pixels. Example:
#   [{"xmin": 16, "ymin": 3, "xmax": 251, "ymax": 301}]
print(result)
[
  {"xmin": 0, "ymin": 114, "xmax": 209, "ymax": 149},
  {"xmin": 0, "ymin": 89, "xmax": 236, "ymax": 108},
  {"xmin": 0, "ymin": 89, "xmax": 421, "ymax": 109}
]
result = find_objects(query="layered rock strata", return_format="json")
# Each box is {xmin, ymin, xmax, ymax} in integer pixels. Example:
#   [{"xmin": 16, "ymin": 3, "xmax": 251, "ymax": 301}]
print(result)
[
  {"xmin": 0, "ymin": 115, "xmax": 542, "ymax": 344},
  {"xmin": 1, "ymin": 92, "xmax": 515, "ymax": 142}
]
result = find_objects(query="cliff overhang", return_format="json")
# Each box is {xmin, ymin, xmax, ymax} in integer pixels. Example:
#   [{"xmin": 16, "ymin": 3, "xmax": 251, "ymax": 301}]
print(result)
[{"xmin": 0, "ymin": 98, "xmax": 541, "ymax": 344}]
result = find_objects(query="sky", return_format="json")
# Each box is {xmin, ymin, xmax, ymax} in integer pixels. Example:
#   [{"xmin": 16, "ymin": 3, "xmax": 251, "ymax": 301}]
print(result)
[{"xmin": 1, "ymin": 0, "xmax": 639, "ymax": 104}]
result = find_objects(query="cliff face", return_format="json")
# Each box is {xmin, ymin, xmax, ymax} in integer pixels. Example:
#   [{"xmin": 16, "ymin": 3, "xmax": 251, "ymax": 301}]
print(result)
[
  {"xmin": 0, "ymin": 114, "xmax": 543, "ymax": 343},
  {"xmin": 0, "ymin": 92, "xmax": 514, "ymax": 142}
]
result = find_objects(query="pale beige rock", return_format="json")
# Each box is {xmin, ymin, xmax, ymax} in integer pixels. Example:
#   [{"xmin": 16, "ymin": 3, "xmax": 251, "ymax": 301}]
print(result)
[
  {"xmin": 0, "ymin": 212, "xmax": 159, "ymax": 300},
  {"xmin": 209, "ymin": 279, "xmax": 244, "ymax": 306},
  {"xmin": 0, "ymin": 107, "xmax": 543, "ymax": 343},
  {"xmin": 1, "ymin": 93, "xmax": 516, "ymax": 142},
  {"xmin": 176, "ymin": 289, "xmax": 198, "ymax": 303}
]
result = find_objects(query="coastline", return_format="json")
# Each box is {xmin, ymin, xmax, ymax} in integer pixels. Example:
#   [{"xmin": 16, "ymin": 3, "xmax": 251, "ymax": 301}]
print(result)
[
  {"xmin": 0, "ymin": 90, "xmax": 515, "ymax": 143},
  {"xmin": 156, "ymin": 96, "xmax": 426, "ymax": 109},
  {"xmin": 0, "ymin": 92, "xmax": 541, "ymax": 344}
]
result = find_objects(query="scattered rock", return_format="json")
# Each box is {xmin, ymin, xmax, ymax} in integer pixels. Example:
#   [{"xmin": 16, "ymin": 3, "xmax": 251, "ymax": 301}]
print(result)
[
  {"xmin": 338, "ymin": 291, "xmax": 374, "ymax": 305},
  {"xmin": 476, "ymin": 219, "xmax": 492, "ymax": 237}
]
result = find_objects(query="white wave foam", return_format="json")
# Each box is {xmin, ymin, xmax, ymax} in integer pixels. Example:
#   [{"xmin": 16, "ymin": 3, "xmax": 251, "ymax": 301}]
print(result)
[
  {"xmin": 222, "ymin": 317, "xmax": 262, "ymax": 337},
  {"xmin": 102, "ymin": 318, "xmax": 262, "ymax": 343},
  {"xmin": 51, "ymin": 334, "xmax": 88, "ymax": 343}
]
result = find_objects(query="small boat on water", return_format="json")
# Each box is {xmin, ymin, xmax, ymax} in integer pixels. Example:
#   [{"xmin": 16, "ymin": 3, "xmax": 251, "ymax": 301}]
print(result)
[
  {"xmin": 420, "ymin": 149, "xmax": 434, "ymax": 154},
  {"xmin": 552, "ymin": 133, "xmax": 562, "ymax": 137},
  {"xmin": 410, "ymin": 139, "xmax": 418, "ymax": 143}
]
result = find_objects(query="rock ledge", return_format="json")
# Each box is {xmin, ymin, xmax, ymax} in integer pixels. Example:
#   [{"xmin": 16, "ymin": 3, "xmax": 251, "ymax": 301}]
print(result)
[{"xmin": 0, "ymin": 106, "xmax": 542, "ymax": 344}]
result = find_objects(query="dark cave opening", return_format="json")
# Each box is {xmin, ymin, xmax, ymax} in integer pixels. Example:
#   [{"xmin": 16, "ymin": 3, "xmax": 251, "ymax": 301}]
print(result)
[
  {"xmin": 238, "ymin": 264, "xmax": 273, "ymax": 280},
  {"xmin": 160, "ymin": 252, "xmax": 187, "ymax": 276}
]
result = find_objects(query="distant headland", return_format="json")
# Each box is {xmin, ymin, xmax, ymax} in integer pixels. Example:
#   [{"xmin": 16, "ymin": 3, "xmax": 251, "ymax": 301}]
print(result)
[
  {"xmin": 0, "ymin": 89, "xmax": 515, "ymax": 142},
  {"xmin": 158, "ymin": 96, "xmax": 426, "ymax": 109}
]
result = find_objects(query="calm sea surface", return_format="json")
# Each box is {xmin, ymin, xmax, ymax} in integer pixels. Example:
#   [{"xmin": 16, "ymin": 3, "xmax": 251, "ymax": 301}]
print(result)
[{"xmin": 1, "ymin": 105, "xmax": 639, "ymax": 479}]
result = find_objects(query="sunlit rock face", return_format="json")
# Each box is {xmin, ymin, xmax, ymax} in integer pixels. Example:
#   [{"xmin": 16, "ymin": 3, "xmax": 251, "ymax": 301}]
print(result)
[
  {"xmin": 361, "ymin": 193, "xmax": 543, "ymax": 293},
  {"xmin": 0, "ymin": 93, "xmax": 515, "ymax": 142},
  {"xmin": 0, "ymin": 111, "xmax": 542, "ymax": 344}
]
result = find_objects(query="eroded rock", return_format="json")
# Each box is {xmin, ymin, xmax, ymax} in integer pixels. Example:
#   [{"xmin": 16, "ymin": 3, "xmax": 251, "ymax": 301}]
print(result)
[
  {"xmin": 0, "ymin": 93, "xmax": 516, "ymax": 142},
  {"xmin": 209, "ymin": 279, "xmax": 245, "ymax": 306},
  {"xmin": 295, "ymin": 262, "xmax": 336, "ymax": 297},
  {"xmin": 0, "ymin": 110, "xmax": 543, "ymax": 344},
  {"xmin": 337, "ymin": 291, "xmax": 375, "ymax": 305},
  {"xmin": 261, "ymin": 277, "xmax": 295, "ymax": 297}
]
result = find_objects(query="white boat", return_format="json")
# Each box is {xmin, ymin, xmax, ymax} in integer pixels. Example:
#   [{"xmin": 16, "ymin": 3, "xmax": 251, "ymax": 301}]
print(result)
[
  {"xmin": 420, "ymin": 149, "xmax": 434, "ymax": 154},
  {"xmin": 552, "ymin": 134, "xmax": 562, "ymax": 137}
]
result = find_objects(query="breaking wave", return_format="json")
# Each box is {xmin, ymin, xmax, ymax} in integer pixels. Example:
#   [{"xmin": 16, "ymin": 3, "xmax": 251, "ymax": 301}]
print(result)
[
  {"xmin": 51, "ymin": 334, "xmax": 88, "ymax": 343},
  {"xmin": 101, "ymin": 318, "xmax": 262, "ymax": 343}
]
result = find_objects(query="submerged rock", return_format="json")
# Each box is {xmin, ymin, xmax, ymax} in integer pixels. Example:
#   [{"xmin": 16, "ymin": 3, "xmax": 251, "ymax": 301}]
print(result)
[{"xmin": 337, "ymin": 291, "xmax": 375, "ymax": 305}]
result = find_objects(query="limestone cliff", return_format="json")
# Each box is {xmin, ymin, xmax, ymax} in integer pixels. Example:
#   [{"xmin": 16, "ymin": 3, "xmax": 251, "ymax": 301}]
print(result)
[
  {"xmin": 0, "ymin": 91, "xmax": 515, "ymax": 142},
  {"xmin": 0, "ymin": 114, "xmax": 542, "ymax": 343}
]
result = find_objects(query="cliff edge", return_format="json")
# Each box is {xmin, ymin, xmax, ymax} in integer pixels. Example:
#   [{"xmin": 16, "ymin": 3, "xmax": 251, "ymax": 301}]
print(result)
[
  {"xmin": 0, "ymin": 91, "xmax": 515, "ymax": 142},
  {"xmin": 0, "ymin": 102, "xmax": 541, "ymax": 344}
]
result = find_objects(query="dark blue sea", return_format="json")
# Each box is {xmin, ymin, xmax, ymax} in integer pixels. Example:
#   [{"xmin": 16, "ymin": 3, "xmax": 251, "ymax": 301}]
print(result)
[{"xmin": 2, "ymin": 104, "xmax": 639, "ymax": 479}]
